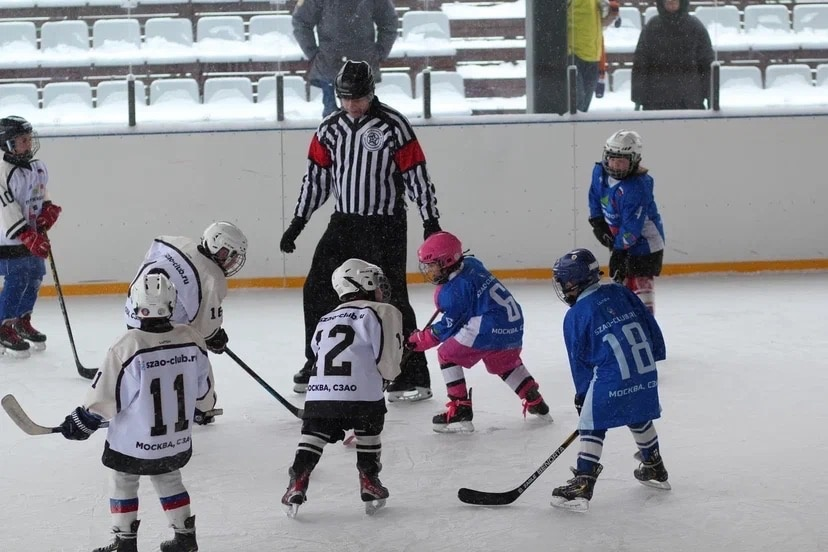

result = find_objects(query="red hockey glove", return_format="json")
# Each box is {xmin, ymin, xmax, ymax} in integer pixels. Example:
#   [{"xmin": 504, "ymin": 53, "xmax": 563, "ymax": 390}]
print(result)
[
  {"xmin": 36, "ymin": 201, "xmax": 62, "ymax": 232},
  {"xmin": 19, "ymin": 228, "xmax": 50, "ymax": 258},
  {"xmin": 406, "ymin": 328, "xmax": 439, "ymax": 352}
]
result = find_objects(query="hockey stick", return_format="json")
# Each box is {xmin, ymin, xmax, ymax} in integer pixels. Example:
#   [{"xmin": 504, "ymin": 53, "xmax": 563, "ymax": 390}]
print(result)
[
  {"xmin": 225, "ymin": 347, "xmax": 304, "ymax": 419},
  {"xmin": 2, "ymin": 394, "xmax": 223, "ymax": 436},
  {"xmin": 400, "ymin": 308, "xmax": 441, "ymax": 365},
  {"xmin": 47, "ymin": 250, "xmax": 98, "ymax": 380},
  {"xmin": 457, "ymin": 430, "xmax": 579, "ymax": 506}
]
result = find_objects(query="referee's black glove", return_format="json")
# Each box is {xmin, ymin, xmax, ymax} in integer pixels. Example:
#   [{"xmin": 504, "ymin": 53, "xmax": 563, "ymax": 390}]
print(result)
[
  {"xmin": 280, "ymin": 217, "xmax": 306, "ymax": 254},
  {"xmin": 423, "ymin": 218, "xmax": 442, "ymax": 240}
]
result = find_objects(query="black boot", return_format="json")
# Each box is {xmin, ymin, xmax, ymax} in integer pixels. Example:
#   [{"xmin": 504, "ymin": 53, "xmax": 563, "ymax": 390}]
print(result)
[
  {"xmin": 550, "ymin": 464, "xmax": 603, "ymax": 512},
  {"xmin": 159, "ymin": 516, "xmax": 197, "ymax": 552},
  {"xmin": 432, "ymin": 389, "xmax": 474, "ymax": 433},
  {"xmin": 634, "ymin": 448, "xmax": 671, "ymax": 490},
  {"xmin": 293, "ymin": 359, "xmax": 313, "ymax": 393},
  {"xmin": 93, "ymin": 520, "xmax": 139, "ymax": 552},
  {"xmin": 386, "ymin": 354, "xmax": 432, "ymax": 402}
]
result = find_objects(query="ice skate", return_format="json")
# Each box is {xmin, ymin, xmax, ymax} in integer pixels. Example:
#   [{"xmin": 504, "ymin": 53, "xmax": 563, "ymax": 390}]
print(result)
[
  {"xmin": 159, "ymin": 515, "xmax": 198, "ymax": 552},
  {"xmin": 0, "ymin": 321, "xmax": 30, "ymax": 359},
  {"xmin": 550, "ymin": 464, "xmax": 603, "ymax": 512},
  {"xmin": 386, "ymin": 364, "xmax": 432, "ymax": 402},
  {"xmin": 281, "ymin": 468, "xmax": 310, "ymax": 518},
  {"xmin": 633, "ymin": 449, "xmax": 671, "ymax": 490},
  {"xmin": 432, "ymin": 390, "xmax": 474, "ymax": 433},
  {"xmin": 359, "ymin": 471, "xmax": 389, "ymax": 515},
  {"xmin": 522, "ymin": 386, "xmax": 553, "ymax": 423},
  {"xmin": 92, "ymin": 520, "xmax": 139, "ymax": 552},
  {"xmin": 293, "ymin": 360, "xmax": 312, "ymax": 393},
  {"xmin": 12, "ymin": 314, "xmax": 46, "ymax": 351}
]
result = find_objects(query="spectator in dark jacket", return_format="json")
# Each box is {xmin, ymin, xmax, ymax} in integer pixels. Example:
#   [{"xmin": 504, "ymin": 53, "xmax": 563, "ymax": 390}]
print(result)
[
  {"xmin": 631, "ymin": 0, "xmax": 714, "ymax": 110},
  {"xmin": 293, "ymin": 0, "xmax": 398, "ymax": 117}
]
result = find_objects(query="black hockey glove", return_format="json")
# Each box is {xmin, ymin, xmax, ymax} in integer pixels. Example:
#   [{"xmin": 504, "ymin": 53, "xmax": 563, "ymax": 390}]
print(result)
[
  {"xmin": 609, "ymin": 248, "xmax": 629, "ymax": 283},
  {"xmin": 588, "ymin": 217, "xmax": 614, "ymax": 249},
  {"xmin": 194, "ymin": 408, "xmax": 215, "ymax": 425},
  {"xmin": 423, "ymin": 218, "xmax": 442, "ymax": 240},
  {"xmin": 574, "ymin": 394, "xmax": 585, "ymax": 415},
  {"xmin": 205, "ymin": 328, "xmax": 228, "ymax": 354},
  {"xmin": 61, "ymin": 407, "xmax": 103, "ymax": 441},
  {"xmin": 279, "ymin": 217, "xmax": 306, "ymax": 254}
]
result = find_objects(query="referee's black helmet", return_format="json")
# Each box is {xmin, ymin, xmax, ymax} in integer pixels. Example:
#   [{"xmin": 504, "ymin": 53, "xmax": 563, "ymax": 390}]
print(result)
[{"xmin": 335, "ymin": 60, "xmax": 375, "ymax": 99}]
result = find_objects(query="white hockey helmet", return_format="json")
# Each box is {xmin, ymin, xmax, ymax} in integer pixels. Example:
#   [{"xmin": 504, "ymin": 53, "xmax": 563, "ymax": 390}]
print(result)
[
  {"xmin": 603, "ymin": 129, "xmax": 643, "ymax": 179},
  {"xmin": 131, "ymin": 272, "xmax": 177, "ymax": 319},
  {"xmin": 332, "ymin": 258, "xmax": 390, "ymax": 302},
  {"xmin": 201, "ymin": 221, "xmax": 248, "ymax": 277}
]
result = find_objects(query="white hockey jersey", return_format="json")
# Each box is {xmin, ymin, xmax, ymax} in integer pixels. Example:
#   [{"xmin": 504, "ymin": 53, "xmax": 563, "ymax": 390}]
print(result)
[
  {"xmin": 84, "ymin": 324, "xmax": 213, "ymax": 475},
  {"xmin": 0, "ymin": 158, "xmax": 49, "ymax": 244},
  {"xmin": 305, "ymin": 300, "xmax": 403, "ymax": 419},
  {"xmin": 125, "ymin": 236, "xmax": 227, "ymax": 341}
]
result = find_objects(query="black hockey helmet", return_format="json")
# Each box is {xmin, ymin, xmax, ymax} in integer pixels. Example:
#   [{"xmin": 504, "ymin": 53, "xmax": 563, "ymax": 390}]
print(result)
[
  {"xmin": 0, "ymin": 115, "xmax": 39, "ymax": 162},
  {"xmin": 335, "ymin": 60, "xmax": 375, "ymax": 99}
]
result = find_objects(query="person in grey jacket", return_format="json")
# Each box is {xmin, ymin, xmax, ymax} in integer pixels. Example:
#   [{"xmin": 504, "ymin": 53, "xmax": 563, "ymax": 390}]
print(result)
[{"xmin": 292, "ymin": 0, "xmax": 399, "ymax": 117}]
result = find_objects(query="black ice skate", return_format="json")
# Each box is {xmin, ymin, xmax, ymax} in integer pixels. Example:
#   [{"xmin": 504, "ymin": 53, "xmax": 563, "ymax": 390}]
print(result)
[
  {"xmin": 292, "ymin": 360, "xmax": 312, "ymax": 393},
  {"xmin": 522, "ymin": 386, "xmax": 553, "ymax": 422},
  {"xmin": 93, "ymin": 519, "xmax": 140, "ymax": 552},
  {"xmin": 281, "ymin": 468, "xmax": 310, "ymax": 518},
  {"xmin": 550, "ymin": 464, "xmax": 603, "ymax": 512},
  {"xmin": 386, "ymin": 361, "xmax": 432, "ymax": 402},
  {"xmin": 160, "ymin": 515, "xmax": 198, "ymax": 552},
  {"xmin": 432, "ymin": 390, "xmax": 474, "ymax": 433},
  {"xmin": 359, "ymin": 470, "xmax": 389, "ymax": 515},
  {"xmin": 0, "ymin": 321, "xmax": 31, "ymax": 359},
  {"xmin": 13, "ymin": 314, "xmax": 46, "ymax": 351},
  {"xmin": 633, "ymin": 449, "xmax": 671, "ymax": 490}
]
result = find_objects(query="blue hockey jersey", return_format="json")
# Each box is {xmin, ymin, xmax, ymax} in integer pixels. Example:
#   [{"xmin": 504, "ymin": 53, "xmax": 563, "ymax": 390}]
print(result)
[
  {"xmin": 588, "ymin": 163, "xmax": 665, "ymax": 256},
  {"xmin": 430, "ymin": 257, "xmax": 523, "ymax": 350},
  {"xmin": 562, "ymin": 282, "xmax": 666, "ymax": 430}
]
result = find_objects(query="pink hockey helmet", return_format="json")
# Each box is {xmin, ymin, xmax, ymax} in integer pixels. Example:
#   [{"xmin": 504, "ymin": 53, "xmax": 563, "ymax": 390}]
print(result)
[{"xmin": 417, "ymin": 231, "xmax": 463, "ymax": 284}]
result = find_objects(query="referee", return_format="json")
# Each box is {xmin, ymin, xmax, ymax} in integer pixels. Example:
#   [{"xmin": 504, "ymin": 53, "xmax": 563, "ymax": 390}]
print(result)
[{"xmin": 280, "ymin": 60, "xmax": 441, "ymax": 403}]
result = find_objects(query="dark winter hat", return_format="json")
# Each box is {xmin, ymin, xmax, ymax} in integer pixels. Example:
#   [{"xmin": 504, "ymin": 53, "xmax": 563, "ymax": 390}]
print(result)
[{"xmin": 335, "ymin": 60, "xmax": 375, "ymax": 99}]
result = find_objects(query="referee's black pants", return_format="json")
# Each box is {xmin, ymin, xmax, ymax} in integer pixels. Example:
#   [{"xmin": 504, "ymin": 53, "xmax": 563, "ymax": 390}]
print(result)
[{"xmin": 301, "ymin": 212, "xmax": 431, "ymax": 387}]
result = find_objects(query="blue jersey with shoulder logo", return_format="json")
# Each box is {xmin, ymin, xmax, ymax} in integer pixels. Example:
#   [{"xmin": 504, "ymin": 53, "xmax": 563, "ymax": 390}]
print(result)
[
  {"xmin": 430, "ymin": 256, "xmax": 524, "ymax": 350},
  {"xmin": 562, "ymin": 282, "xmax": 666, "ymax": 430}
]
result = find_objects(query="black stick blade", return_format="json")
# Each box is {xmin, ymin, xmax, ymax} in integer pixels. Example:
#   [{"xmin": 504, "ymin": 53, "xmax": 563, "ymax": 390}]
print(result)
[
  {"xmin": 77, "ymin": 364, "xmax": 97, "ymax": 380},
  {"xmin": 457, "ymin": 487, "xmax": 521, "ymax": 506}
]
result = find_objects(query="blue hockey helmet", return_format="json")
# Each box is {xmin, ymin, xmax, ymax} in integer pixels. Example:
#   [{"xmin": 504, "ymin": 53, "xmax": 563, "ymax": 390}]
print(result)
[{"xmin": 552, "ymin": 248, "xmax": 602, "ymax": 306}]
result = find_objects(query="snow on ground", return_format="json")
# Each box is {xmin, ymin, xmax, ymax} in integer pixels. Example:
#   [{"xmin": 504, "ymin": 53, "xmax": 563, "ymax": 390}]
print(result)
[{"xmin": 2, "ymin": 273, "xmax": 827, "ymax": 551}]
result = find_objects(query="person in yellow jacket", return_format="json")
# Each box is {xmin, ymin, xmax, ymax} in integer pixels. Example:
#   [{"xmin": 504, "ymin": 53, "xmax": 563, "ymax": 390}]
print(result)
[{"xmin": 568, "ymin": 0, "xmax": 619, "ymax": 112}]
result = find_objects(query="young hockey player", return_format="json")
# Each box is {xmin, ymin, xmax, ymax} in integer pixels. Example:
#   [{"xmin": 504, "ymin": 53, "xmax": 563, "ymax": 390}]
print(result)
[
  {"xmin": 125, "ymin": 221, "xmax": 247, "ymax": 424},
  {"xmin": 281, "ymin": 258, "xmax": 403, "ymax": 517},
  {"xmin": 550, "ymin": 248, "xmax": 669, "ymax": 512},
  {"xmin": 0, "ymin": 115, "xmax": 62, "ymax": 356},
  {"xmin": 406, "ymin": 231, "xmax": 552, "ymax": 433},
  {"xmin": 587, "ymin": 130, "xmax": 665, "ymax": 313},
  {"xmin": 60, "ymin": 272, "xmax": 214, "ymax": 551}
]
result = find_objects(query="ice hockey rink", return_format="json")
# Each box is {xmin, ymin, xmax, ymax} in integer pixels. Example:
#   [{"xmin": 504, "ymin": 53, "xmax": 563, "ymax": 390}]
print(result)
[{"xmin": 1, "ymin": 272, "xmax": 826, "ymax": 552}]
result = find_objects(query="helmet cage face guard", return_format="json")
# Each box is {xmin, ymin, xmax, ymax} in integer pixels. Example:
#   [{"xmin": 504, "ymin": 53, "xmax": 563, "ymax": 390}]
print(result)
[
  {"xmin": 419, "ymin": 260, "xmax": 451, "ymax": 285},
  {"xmin": 603, "ymin": 130, "xmax": 642, "ymax": 179},
  {"xmin": 213, "ymin": 246, "xmax": 246, "ymax": 277},
  {"xmin": 552, "ymin": 249, "xmax": 602, "ymax": 306}
]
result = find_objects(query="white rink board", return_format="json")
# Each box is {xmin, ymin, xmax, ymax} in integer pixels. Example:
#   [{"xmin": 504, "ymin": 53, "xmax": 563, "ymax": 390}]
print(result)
[{"xmin": 39, "ymin": 113, "xmax": 826, "ymax": 285}]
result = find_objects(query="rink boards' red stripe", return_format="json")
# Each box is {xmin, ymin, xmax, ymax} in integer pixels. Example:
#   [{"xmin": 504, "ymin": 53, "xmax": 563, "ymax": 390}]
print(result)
[{"xmin": 37, "ymin": 259, "xmax": 828, "ymax": 295}]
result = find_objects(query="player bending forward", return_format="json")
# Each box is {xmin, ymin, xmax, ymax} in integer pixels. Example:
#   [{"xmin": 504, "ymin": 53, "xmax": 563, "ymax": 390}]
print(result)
[
  {"xmin": 550, "ymin": 248, "xmax": 669, "ymax": 512},
  {"xmin": 281, "ymin": 258, "xmax": 403, "ymax": 517},
  {"xmin": 406, "ymin": 231, "xmax": 552, "ymax": 433},
  {"xmin": 61, "ymin": 273, "xmax": 214, "ymax": 551},
  {"xmin": 126, "ymin": 221, "xmax": 247, "ymax": 424}
]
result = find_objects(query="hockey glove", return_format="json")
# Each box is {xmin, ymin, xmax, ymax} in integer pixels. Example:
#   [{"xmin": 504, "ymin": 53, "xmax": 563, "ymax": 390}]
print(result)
[
  {"xmin": 574, "ymin": 394, "xmax": 585, "ymax": 415},
  {"xmin": 588, "ymin": 217, "xmax": 614, "ymax": 249},
  {"xmin": 423, "ymin": 218, "xmax": 442, "ymax": 240},
  {"xmin": 61, "ymin": 407, "xmax": 103, "ymax": 441},
  {"xmin": 609, "ymin": 248, "xmax": 628, "ymax": 283},
  {"xmin": 194, "ymin": 408, "xmax": 215, "ymax": 425},
  {"xmin": 205, "ymin": 328, "xmax": 228, "ymax": 354},
  {"xmin": 279, "ymin": 217, "xmax": 306, "ymax": 254},
  {"xmin": 36, "ymin": 201, "xmax": 62, "ymax": 232},
  {"xmin": 19, "ymin": 228, "xmax": 50, "ymax": 259},
  {"xmin": 406, "ymin": 328, "xmax": 439, "ymax": 352}
]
